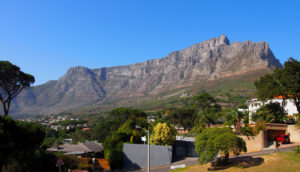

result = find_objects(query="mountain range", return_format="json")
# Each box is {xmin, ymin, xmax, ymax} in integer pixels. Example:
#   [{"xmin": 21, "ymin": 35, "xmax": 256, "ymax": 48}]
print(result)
[{"xmin": 10, "ymin": 34, "xmax": 282, "ymax": 117}]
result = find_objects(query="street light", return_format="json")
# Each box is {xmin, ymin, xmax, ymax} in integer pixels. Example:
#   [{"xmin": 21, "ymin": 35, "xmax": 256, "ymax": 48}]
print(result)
[{"xmin": 135, "ymin": 125, "xmax": 150, "ymax": 172}]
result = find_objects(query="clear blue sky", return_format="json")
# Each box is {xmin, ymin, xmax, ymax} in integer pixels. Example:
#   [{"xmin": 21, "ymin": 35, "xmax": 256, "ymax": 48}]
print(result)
[{"xmin": 0, "ymin": 0, "xmax": 299, "ymax": 85}]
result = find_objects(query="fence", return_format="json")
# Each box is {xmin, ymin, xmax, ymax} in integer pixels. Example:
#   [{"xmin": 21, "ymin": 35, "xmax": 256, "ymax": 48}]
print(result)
[{"xmin": 123, "ymin": 143, "xmax": 172, "ymax": 170}]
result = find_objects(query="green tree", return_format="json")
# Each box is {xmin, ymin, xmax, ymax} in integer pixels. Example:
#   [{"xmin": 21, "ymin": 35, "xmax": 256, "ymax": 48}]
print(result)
[
  {"xmin": 91, "ymin": 119, "xmax": 119, "ymax": 143},
  {"xmin": 195, "ymin": 128, "xmax": 246, "ymax": 165},
  {"xmin": 214, "ymin": 132, "xmax": 247, "ymax": 164},
  {"xmin": 197, "ymin": 107, "xmax": 221, "ymax": 128},
  {"xmin": 252, "ymin": 102, "xmax": 287, "ymax": 123},
  {"xmin": 150, "ymin": 122, "xmax": 176, "ymax": 146},
  {"xmin": 0, "ymin": 61, "xmax": 35, "ymax": 116},
  {"xmin": 189, "ymin": 118, "xmax": 206, "ymax": 136},
  {"xmin": 117, "ymin": 117, "xmax": 148, "ymax": 144},
  {"xmin": 168, "ymin": 108, "xmax": 196, "ymax": 130},
  {"xmin": 109, "ymin": 107, "xmax": 147, "ymax": 127},
  {"xmin": 255, "ymin": 57, "xmax": 300, "ymax": 113},
  {"xmin": 103, "ymin": 132, "xmax": 125, "ymax": 170},
  {"xmin": 70, "ymin": 128, "xmax": 92, "ymax": 143},
  {"xmin": 191, "ymin": 92, "xmax": 221, "ymax": 127},
  {"xmin": 191, "ymin": 92, "xmax": 220, "ymax": 113},
  {"xmin": 0, "ymin": 116, "xmax": 57, "ymax": 172},
  {"xmin": 223, "ymin": 109, "xmax": 247, "ymax": 134}
]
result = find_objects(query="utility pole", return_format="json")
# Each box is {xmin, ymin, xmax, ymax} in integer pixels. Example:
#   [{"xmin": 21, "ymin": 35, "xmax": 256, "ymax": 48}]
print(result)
[{"xmin": 136, "ymin": 125, "xmax": 150, "ymax": 172}]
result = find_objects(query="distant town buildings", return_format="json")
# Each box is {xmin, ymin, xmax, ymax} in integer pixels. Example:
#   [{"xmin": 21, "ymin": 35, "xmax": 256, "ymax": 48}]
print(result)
[{"xmin": 19, "ymin": 114, "xmax": 88, "ymax": 131}]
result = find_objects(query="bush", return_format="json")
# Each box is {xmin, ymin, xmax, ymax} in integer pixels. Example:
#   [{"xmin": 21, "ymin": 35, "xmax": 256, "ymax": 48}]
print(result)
[
  {"xmin": 296, "ymin": 114, "xmax": 300, "ymax": 126},
  {"xmin": 108, "ymin": 148, "xmax": 123, "ymax": 170},
  {"xmin": 253, "ymin": 122, "xmax": 266, "ymax": 135},
  {"xmin": 2, "ymin": 160, "xmax": 22, "ymax": 172},
  {"xmin": 103, "ymin": 133, "xmax": 124, "ymax": 170},
  {"xmin": 294, "ymin": 146, "xmax": 300, "ymax": 154},
  {"xmin": 150, "ymin": 122, "xmax": 176, "ymax": 146},
  {"xmin": 195, "ymin": 128, "xmax": 246, "ymax": 165},
  {"xmin": 241, "ymin": 125, "xmax": 253, "ymax": 136}
]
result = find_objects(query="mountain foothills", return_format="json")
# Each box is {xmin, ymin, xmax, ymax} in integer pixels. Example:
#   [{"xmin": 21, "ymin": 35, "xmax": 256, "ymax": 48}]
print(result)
[{"xmin": 11, "ymin": 35, "xmax": 282, "ymax": 116}]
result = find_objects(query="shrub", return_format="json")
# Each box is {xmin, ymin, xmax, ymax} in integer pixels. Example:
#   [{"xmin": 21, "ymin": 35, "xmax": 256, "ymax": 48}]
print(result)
[
  {"xmin": 195, "ymin": 128, "xmax": 246, "ymax": 165},
  {"xmin": 241, "ymin": 125, "xmax": 253, "ymax": 136},
  {"xmin": 253, "ymin": 122, "xmax": 266, "ymax": 135},
  {"xmin": 294, "ymin": 146, "xmax": 300, "ymax": 154},
  {"xmin": 150, "ymin": 122, "xmax": 176, "ymax": 146},
  {"xmin": 103, "ymin": 133, "xmax": 124, "ymax": 170}
]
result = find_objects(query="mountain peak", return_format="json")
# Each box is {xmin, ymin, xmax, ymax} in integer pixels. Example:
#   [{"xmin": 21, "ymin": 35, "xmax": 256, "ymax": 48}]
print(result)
[
  {"xmin": 219, "ymin": 34, "xmax": 230, "ymax": 45},
  {"xmin": 213, "ymin": 34, "xmax": 230, "ymax": 46},
  {"xmin": 66, "ymin": 66, "xmax": 92, "ymax": 75},
  {"xmin": 12, "ymin": 36, "xmax": 282, "ymax": 116},
  {"xmin": 198, "ymin": 34, "xmax": 230, "ymax": 48}
]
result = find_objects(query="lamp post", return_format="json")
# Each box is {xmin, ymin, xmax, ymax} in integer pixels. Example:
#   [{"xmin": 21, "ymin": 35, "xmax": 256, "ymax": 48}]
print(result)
[{"xmin": 135, "ymin": 125, "xmax": 150, "ymax": 172}]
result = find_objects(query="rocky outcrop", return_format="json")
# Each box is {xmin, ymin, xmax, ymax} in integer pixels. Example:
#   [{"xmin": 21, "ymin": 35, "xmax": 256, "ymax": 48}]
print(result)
[{"xmin": 10, "ymin": 34, "xmax": 282, "ymax": 116}]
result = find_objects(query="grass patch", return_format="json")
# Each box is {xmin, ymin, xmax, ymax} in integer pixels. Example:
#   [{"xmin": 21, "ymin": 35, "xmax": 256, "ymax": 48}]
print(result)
[{"xmin": 172, "ymin": 152, "xmax": 300, "ymax": 172}]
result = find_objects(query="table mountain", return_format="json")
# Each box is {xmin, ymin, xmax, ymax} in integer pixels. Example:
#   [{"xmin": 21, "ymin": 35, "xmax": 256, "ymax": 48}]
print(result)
[{"xmin": 10, "ymin": 34, "xmax": 282, "ymax": 116}]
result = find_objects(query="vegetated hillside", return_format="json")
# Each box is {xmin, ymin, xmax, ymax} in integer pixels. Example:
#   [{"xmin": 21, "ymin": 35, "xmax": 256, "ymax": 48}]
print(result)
[
  {"xmin": 10, "ymin": 34, "xmax": 282, "ymax": 117},
  {"xmin": 70, "ymin": 68, "xmax": 269, "ymax": 118}
]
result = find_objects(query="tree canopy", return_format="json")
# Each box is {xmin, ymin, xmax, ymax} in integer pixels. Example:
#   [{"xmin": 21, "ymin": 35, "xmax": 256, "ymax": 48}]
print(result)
[
  {"xmin": 0, "ymin": 116, "xmax": 57, "ymax": 171},
  {"xmin": 195, "ymin": 128, "xmax": 246, "ymax": 165},
  {"xmin": 255, "ymin": 57, "xmax": 300, "ymax": 113},
  {"xmin": 190, "ymin": 92, "xmax": 221, "ymax": 128},
  {"xmin": 252, "ymin": 102, "xmax": 287, "ymax": 123},
  {"xmin": 168, "ymin": 108, "xmax": 196, "ymax": 130},
  {"xmin": 191, "ymin": 92, "xmax": 220, "ymax": 112},
  {"xmin": 223, "ymin": 109, "xmax": 248, "ymax": 134},
  {"xmin": 0, "ymin": 61, "xmax": 35, "ymax": 115},
  {"xmin": 150, "ymin": 122, "xmax": 176, "ymax": 146},
  {"xmin": 108, "ymin": 107, "xmax": 147, "ymax": 126}
]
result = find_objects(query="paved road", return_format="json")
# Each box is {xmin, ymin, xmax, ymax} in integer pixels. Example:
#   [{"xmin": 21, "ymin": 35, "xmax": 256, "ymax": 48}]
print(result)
[{"xmin": 132, "ymin": 146, "xmax": 295, "ymax": 172}]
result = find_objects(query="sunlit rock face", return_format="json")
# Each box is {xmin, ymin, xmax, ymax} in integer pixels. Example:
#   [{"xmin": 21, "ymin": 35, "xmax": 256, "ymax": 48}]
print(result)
[{"xmin": 11, "ymin": 35, "xmax": 282, "ymax": 116}]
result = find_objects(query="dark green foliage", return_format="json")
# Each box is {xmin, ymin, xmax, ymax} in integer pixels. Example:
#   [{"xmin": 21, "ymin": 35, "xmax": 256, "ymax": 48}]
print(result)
[
  {"xmin": 223, "ymin": 109, "xmax": 248, "ymax": 134},
  {"xmin": 102, "ymin": 109, "xmax": 148, "ymax": 170},
  {"xmin": 189, "ymin": 118, "xmax": 206, "ymax": 136},
  {"xmin": 255, "ymin": 73, "xmax": 282, "ymax": 101},
  {"xmin": 70, "ymin": 128, "xmax": 92, "ymax": 143},
  {"xmin": 255, "ymin": 57, "xmax": 300, "ymax": 113},
  {"xmin": 168, "ymin": 108, "xmax": 196, "ymax": 130},
  {"xmin": 296, "ymin": 114, "xmax": 300, "ymax": 126},
  {"xmin": 41, "ymin": 137, "xmax": 57, "ymax": 148},
  {"xmin": 214, "ymin": 132, "xmax": 247, "ymax": 164},
  {"xmin": 252, "ymin": 122, "xmax": 266, "ymax": 135},
  {"xmin": 0, "ymin": 116, "xmax": 57, "ymax": 171},
  {"xmin": 197, "ymin": 106, "xmax": 221, "ymax": 128},
  {"xmin": 103, "ymin": 132, "xmax": 124, "ymax": 170},
  {"xmin": 191, "ymin": 92, "xmax": 220, "ymax": 112},
  {"xmin": 240, "ymin": 126, "xmax": 253, "ymax": 136},
  {"xmin": 238, "ymin": 103, "xmax": 248, "ymax": 109},
  {"xmin": 191, "ymin": 92, "xmax": 221, "ymax": 128},
  {"xmin": 41, "ymin": 127, "xmax": 66, "ymax": 148},
  {"xmin": 108, "ymin": 147, "xmax": 123, "ymax": 170},
  {"xmin": 0, "ymin": 61, "xmax": 35, "ymax": 115},
  {"xmin": 91, "ymin": 119, "xmax": 119, "ymax": 142},
  {"xmin": 195, "ymin": 128, "xmax": 246, "ymax": 165},
  {"xmin": 252, "ymin": 102, "xmax": 287, "ymax": 123},
  {"xmin": 109, "ymin": 107, "xmax": 147, "ymax": 127},
  {"xmin": 294, "ymin": 146, "xmax": 300, "ymax": 154}
]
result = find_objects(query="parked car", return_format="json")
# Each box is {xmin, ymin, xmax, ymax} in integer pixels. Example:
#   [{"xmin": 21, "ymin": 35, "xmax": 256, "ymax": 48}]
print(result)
[{"xmin": 274, "ymin": 134, "xmax": 290, "ymax": 144}]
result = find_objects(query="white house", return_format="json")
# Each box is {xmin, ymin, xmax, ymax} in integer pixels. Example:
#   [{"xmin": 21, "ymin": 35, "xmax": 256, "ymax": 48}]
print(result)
[{"xmin": 247, "ymin": 97, "xmax": 298, "ymax": 123}]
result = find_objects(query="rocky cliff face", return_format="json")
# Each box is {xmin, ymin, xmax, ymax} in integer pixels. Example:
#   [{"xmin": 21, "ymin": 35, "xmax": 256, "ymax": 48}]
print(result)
[{"xmin": 10, "ymin": 35, "xmax": 282, "ymax": 116}]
